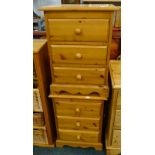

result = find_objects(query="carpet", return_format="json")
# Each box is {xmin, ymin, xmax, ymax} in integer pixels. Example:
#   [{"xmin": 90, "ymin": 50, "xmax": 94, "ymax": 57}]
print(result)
[{"xmin": 33, "ymin": 146, "xmax": 106, "ymax": 155}]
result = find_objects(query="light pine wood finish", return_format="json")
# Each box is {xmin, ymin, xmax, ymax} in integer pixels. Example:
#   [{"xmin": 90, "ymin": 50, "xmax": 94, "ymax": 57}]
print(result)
[
  {"xmin": 33, "ymin": 39, "xmax": 55, "ymax": 146},
  {"xmin": 53, "ymin": 67, "xmax": 106, "ymax": 85},
  {"xmin": 106, "ymin": 60, "xmax": 121, "ymax": 155},
  {"xmin": 56, "ymin": 140, "xmax": 103, "ymax": 150},
  {"xmin": 114, "ymin": 110, "xmax": 121, "ymax": 129},
  {"xmin": 54, "ymin": 99, "xmax": 103, "ymax": 117},
  {"xmin": 33, "ymin": 143, "xmax": 55, "ymax": 148},
  {"xmin": 48, "ymin": 19, "xmax": 109, "ymax": 42},
  {"xmin": 106, "ymin": 146, "xmax": 121, "ymax": 155},
  {"xmin": 40, "ymin": 5, "xmax": 116, "ymax": 150},
  {"xmin": 50, "ymin": 45, "xmax": 108, "ymax": 66},
  {"xmin": 58, "ymin": 129, "xmax": 100, "ymax": 143},
  {"xmin": 111, "ymin": 130, "xmax": 121, "ymax": 147},
  {"xmin": 50, "ymin": 84, "xmax": 109, "ymax": 99},
  {"xmin": 57, "ymin": 116, "xmax": 100, "ymax": 131},
  {"xmin": 114, "ymin": 10, "xmax": 121, "ymax": 28},
  {"xmin": 39, "ymin": 4, "xmax": 119, "ymax": 11}
]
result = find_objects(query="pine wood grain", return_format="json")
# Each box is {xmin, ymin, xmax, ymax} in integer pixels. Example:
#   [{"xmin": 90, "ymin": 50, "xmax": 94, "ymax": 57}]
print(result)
[
  {"xmin": 54, "ymin": 99, "xmax": 103, "ymax": 117},
  {"xmin": 50, "ymin": 45, "xmax": 108, "ymax": 66},
  {"xmin": 56, "ymin": 139, "xmax": 103, "ymax": 150},
  {"xmin": 33, "ymin": 39, "xmax": 55, "ymax": 145},
  {"xmin": 58, "ymin": 129, "xmax": 100, "ymax": 143},
  {"xmin": 39, "ymin": 4, "xmax": 119, "ymax": 11},
  {"xmin": 48, "ymin": 19, "xmax": 109, "ymax": 42},
  {"xmin": 57, "ymin": 116, "xmax": 100, "ymax": 131},
  {"xmin": 53, "ymin": 67, "xmax": 106, "ymax": 85}
]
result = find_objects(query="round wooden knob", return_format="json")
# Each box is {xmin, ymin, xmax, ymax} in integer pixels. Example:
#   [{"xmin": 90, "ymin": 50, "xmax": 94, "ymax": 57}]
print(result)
[
  {"xmin": 75, "ymin": 53, "xmax": 82, "ymax": 59},
  {"xmin": 75, "ymin": 108, "xmax": 80, "ymax": 113},
  {"xmin": 75, "ymin": 28, "xmax": 81, "ymax": 35},
  {"xmin": 77, "ymin": 135, "xmax": 81, "ymax": 140},
  {"xmin": 76, "ymin": 74, "xmax": 82, "ymax": 80},
  {"xmin": 76, "ymin": 121, "xmax": 80, "ymax": 127}
]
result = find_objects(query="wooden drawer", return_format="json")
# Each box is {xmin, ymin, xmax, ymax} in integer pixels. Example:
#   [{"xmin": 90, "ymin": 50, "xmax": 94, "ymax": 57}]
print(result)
[
  {"xmin": 57, "ymin": 116, "xmax": 100, "ymax": 131},
  {"xmin": 114, "ymin": 110, "xmax": 121, "ymax": 129},
  {"xmin": 112, "ymin": 130, "xmax": 121, "ymax": 147},
  {"xmin": 54, "ymin": 99, "xmax": 103, "ymax": 118},
  {"xmin": 48, "ymin": 19, "xmax": 109, "ymax": 42},
  {"xmin": 51, "ymin": 45, "xmax": 107, "ymax": 66},
  {"xmin": 53, "ymin": 67, "xmax": 106, "ymax": 85},
  {"xmin": 33, "ymin": 127, "xmax": 48, "ymax": 144},
  {"xmin": 58, "ymin": 129, "xmax": 100, "ymax": 143}
]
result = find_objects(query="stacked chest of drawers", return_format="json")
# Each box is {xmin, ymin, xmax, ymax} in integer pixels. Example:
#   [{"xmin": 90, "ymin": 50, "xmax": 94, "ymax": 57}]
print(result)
[
  {"xmin": 106, "ymin": 60, "xmax": 121, "ymax": 155},
  {"xmin": 40, "ymin": 5, "xmax": 117, "ymax": 150}
]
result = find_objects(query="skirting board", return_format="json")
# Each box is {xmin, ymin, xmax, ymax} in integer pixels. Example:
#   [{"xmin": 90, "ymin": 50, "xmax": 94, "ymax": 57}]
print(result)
[
  {"xmin": 56, "ymin": 139, "xmax": 103, "ymax": 151},
  {"xmin": 33, "ymin": 143, "xmax": 55, "ymax": 148}
]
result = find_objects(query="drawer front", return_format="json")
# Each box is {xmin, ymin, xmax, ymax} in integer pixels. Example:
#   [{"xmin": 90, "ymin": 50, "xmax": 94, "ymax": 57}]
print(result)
[
  {"xmin": 53, "ymin": 67, "xmax": 106, "ymax": 85},
  {"xmin": 57, "ymin": 116, "xmax": 100, "ymax": 131},
  {"xmin": 114, "ymin": 110, "xmax": 121, "ymax": 129},
  {"xmin": 54, "ymin": 99, "xmax": 103, "ymax": 118},
  {"xmin": 51, "ymin": 45, "xmax": 107, "ymax": 66},
  {"xmin": 58, "ymin": 129, "xmax": 100, "ymax": 143},
  {"xmin": 48, "ymin": 19, "xmax": 109, "ymax": 42},
  {"xmin": 112, "ymin": 130, "xmax": 121, "ymax": 147}
]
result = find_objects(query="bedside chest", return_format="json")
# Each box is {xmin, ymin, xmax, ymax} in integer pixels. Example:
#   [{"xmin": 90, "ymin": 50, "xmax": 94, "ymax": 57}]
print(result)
[
  {"xmin": 106, "ymin": 60, "xmax": 121, "ymax": 155},
  {"xmin": 40, "ymin": 5, "xmax": 117, "ymax": 150}
]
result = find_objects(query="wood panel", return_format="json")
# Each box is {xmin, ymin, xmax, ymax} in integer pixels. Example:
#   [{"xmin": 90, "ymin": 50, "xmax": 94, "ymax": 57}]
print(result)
[
  {"xmin": 53, "ymin": 67, "xmax": 106, "ymax": 85},
  {"xmin": 50, "ymin": 45, "xmax": 108, "ymax": 66},
  {"xmin": 56, "ymin": 140, "xmax": 103, "ymax": 150},
  {"xmin": 112, "ymin": 130, "xmax": 121, "ymax": 147},
  {"xmin": 54, "ymin": 99, "xmax": 103, "ymax": 118},
  {"xmin": 39, "ymin": 5, "xmax": 119, "ymax": 11},
  {"xmin": 50, "ymin": 84, "xmax": 109, "ymax": 99},
  {"xmin": 33, "ymin": 39, "xmax": 55, "ymax": 145},
  {"xmin": 48, "ymin": 19, "xmax": 109, "ymax": 42},
  {"xmin": 58, "ymin": 129, "xmax": 100, "ymax": 143},
  {"xmin": 57, "ymin": 116, "xmax": 100, "ymax": 131},
  {"xmin": 117, "ymin": 90, "xmax": 121, "ymax": 108},
  {"xmin": 114, "ymin": 110, "xmax": 121, "ymax": 129}
]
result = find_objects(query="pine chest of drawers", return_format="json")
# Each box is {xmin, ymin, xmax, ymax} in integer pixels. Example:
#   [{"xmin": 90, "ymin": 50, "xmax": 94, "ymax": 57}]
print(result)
[
  {"xmin": 106, "ymin": 60, "xmax": 121, "ymax": 155},
  {"xmin": 40, "ymin": 5, "xmax": 117, "ymax": 150}
]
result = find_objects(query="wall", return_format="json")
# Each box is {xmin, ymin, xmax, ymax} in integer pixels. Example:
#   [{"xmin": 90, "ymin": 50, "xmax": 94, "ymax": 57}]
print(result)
[{"xmin": 33, "ymin": 0, "xmax": 61, "ymax": 17}]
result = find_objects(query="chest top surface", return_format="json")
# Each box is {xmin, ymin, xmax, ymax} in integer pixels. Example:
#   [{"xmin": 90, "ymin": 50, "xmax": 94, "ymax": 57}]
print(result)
[
  {"xmin": 33, "ymin": 39, "xmax": 47, "ymax": 53},
  {"xmin": 39, "ymin": 4, "xmax": 119, "ymax": 11},
  {"xmin": 109, "ymin": 60, "xmax": 121, "ymax": 89}
]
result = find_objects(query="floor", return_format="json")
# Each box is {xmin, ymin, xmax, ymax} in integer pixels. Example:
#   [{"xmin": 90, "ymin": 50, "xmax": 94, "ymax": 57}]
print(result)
[{"xmin": 33, "ymin": 146, "xmax": 106, "ymax": 155}]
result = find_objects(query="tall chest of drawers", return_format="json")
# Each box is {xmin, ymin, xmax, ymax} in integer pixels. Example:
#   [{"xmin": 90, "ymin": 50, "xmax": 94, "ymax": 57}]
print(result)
[
  {"xmin": 106, "ymin": 60, "xmax": 121, "ymax": 155},
  {"xmin": 40, "ymin": 5, "xmax": 117, "ymax": 150}
]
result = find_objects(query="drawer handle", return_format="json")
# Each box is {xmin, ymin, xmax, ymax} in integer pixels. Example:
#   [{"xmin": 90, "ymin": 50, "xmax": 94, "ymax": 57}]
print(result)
[
  {"xmin": 76, "ymin": 74, "xmax": 82, "ymax": 80},
  {"xmin": 75, "ymin": 53, "xmax": 82, "ymax": 59},
  {"xmin": 76, "ymin": 121, "xmax": 80, "ymax": 127},
  {"xmin": 75, "ymin": 28, "xmax": 81, "ymax": 35},
  {"xmin": 77, "ymin": 135, "xmax": 81, "ymax": 140},
  {"xmin": 75, "ymin": 108, "xmax": 80, "ymax": 113}
]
